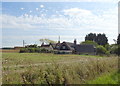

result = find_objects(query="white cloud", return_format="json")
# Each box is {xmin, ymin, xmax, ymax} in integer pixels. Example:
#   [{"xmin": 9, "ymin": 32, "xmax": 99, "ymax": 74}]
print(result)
[
  {"xmin": 29, "ymin": 10, "xmax": 32, "ymax": 13},
  {"xmin": 2, "ymin": 7, "xmax": 118, "ymax": 44},
  {"xmin": 20, "ymin": 8, "xmax": 24, "ymax": 10},
  {"xmin": 63, "ymin": 8, "xmax": 92, "ymax": 17},
  {"xmin": 40, "ymin": 5, "xmax": 44, "ymax": 8},
  {"xmin": 36, "ymin": 8, "xmax": 39, "ymax": 11}
]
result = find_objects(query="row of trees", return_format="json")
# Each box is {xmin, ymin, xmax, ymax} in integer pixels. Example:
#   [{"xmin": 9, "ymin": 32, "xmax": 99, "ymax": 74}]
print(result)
[
  {"xmin": 84, "ymin": 33, "xmax": 120, "ymax": 56},
  {"xmin": 85, "ymin": 33, "xmax": 108, "ymax": 46}
]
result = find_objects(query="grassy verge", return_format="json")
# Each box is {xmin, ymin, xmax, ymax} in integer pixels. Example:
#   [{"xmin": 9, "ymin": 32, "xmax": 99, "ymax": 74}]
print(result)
[{"xmin": 86, "ymin": 71, "xmax": 120, "ymax": 84}]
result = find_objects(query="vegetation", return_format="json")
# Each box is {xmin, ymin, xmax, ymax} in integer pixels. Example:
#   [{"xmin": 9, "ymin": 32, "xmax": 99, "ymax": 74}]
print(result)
[
  {"xmin": 85, "ymin": 33, "xmax": 96, "ymax": 42},
  {"xmin": 96, "ymin": 45, "xmax": 107, "ymax": 55},
  {"xmin": 85, "ymin": 33, "xmax": 108, "ymax": 46},
  {"xmin": 20, "ymin": 48, "xmax": 53, "ymax": 53},
  {"xmin": 80, "ymin": 40, "xmax": 98, "ymax": 46},
  {"xmin": 2, "ymin": 53, "xmax": 118, "ymax": 84},
  {"xmin": 87, "ymin": 71, "xmax": 120, "ymax": 84},
  {"xmin": 2, "ymin": 33, "xmax": 120, "ymax": 84},
  {"xmin": 84, "ymin": 33, "xmax": 120, "ymax": 56},
  {"xmin": 2, "ymin": 53, "xmax": 105, "ymax": 67}
]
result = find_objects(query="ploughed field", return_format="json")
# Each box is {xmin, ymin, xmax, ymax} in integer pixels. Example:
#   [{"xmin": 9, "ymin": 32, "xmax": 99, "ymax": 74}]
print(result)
[{"xmin": 2, "ymin": 53, "xmax": 119, "ymax": 84}]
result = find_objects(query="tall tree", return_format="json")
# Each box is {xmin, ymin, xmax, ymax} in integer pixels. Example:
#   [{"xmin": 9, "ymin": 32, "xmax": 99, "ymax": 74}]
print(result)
[
  {"xmin": 95, "ymin": 33, "xmax": 108, "ymax": 46},
  {"xmin": 117, "ymin": 34, "xmax": 120, "ymax": 45},
  {"xmin": 85, "ymin": 33, "xmax": 96, "ymax": 41}
]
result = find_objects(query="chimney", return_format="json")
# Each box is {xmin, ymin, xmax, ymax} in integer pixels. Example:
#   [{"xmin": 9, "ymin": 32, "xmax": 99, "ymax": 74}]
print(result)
[{"xmin": 74, "ymin": 39, "xmax": 77, "ymax": 45}]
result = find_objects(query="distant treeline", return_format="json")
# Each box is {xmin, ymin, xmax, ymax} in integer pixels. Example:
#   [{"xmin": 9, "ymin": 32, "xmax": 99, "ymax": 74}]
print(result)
[{"xmin": 84, "ymin": 33, "xmax": 120, "ymax": 56}]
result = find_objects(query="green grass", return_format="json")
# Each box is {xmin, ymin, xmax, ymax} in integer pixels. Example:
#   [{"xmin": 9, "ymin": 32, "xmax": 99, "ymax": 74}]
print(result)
[
  {"xmin": 2, "ymin": 53, "xmax": 118, "ymax": 84},
  {"xmin": 2, "ymin": 53, "xmax": 104, "ymax": 66},
  {"xmin": 87, "ymin": 71, "xmax": 120, "ymax": 84}
]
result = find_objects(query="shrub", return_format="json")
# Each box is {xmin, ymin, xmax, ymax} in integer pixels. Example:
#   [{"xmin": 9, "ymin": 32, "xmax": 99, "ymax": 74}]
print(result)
[
  {"xmin": 81, "ymin": 40, "xmax": 98, "ymax": 47},
  {"xmin": 40, "ymin": 48, "xmax": 48, "ymax": 53},
  {"xmin": 110, "ymin": 45, "xmax": 118, "ymax": 55},
  {"xmin": 104, "ymin": 44, "xmax": 110, "ymax": 51},
  {"xmin": 28, "ymin": 48, "xmax": 35, "ymax": 53},
  {"xmin": 19, "ymin": 48, "xmax": 29, "ymax": 53},
  {"xmin": 25, "ymin": 44, "xmax": 37, "ymax": 48},
  {"xmin": 96, "ymin": 45, "xmax": 107, "ymax": 55},
  {"xmin": 35, "ymin": 48, "xmax": 41, "ymax": 53}
]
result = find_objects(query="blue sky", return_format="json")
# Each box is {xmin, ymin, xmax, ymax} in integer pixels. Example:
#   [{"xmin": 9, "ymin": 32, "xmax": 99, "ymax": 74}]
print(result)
[{"xmin": 1, "ymin": 1, "xmax": 118, "ymax": 47}]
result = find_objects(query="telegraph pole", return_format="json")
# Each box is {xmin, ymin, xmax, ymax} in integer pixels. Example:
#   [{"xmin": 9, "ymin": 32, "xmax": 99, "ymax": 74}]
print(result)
[
  {"xmin": 23, "ymin": 40, "xmax": 25, "ymax": 47},
  {"xmin": 58, "ymin": 36, "xmax": 60, "ymax": 43}
]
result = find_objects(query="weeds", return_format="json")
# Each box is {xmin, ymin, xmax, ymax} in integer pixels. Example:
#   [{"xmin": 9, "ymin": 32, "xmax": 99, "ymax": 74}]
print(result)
[{"xmin": 18, "ymin": 57, "xmax": 118, "ymax": 85}]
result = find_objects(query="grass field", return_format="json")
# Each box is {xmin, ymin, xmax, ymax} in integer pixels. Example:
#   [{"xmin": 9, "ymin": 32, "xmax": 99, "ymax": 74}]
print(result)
[
  {"xmin": 2, "ymin": 53, "xmax": 104, "ymax": 67},
  {"xmin": 2, "ymin": 53, "xmax": 119, "ymax": 84}
]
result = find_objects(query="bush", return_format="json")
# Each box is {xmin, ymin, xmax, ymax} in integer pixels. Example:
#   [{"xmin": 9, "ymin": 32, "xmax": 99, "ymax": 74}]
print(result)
[
  {"xmin": 96, "ymin": 45, "xmax": 107, "ymax": 55},
  {"xmin": 110, "ymin": 44, "xmax": 118, "ymax": 55},
  {"xmin": 104, "ymin": 44, "xmax": 110, "ymax": 51},
  {"xmin": 81, "ymin": 40, "xmax": 98, "ymax": 47},
  {"xmin": 40, "ymin": 48, "xmax": 48, "ymax": 53},
  {"xmin": 20, "ymin": 48, "xmax": 29, "ymax": 53},
  {"xmin": 19, "ymin": 48, "xmax": 52, "ymax": 53},
  {"xmin": 25, "ymin": 44, "xmax": 37, "ymax": 48},
  {"xmin": 35, "ymin": 48, "xmax": 41, "ymax": 53},
  {"xmin": 28, "ymin": 48, "xmax": 35, "ymax": 53},
  {"xmin": 20, "ymin": 48, "xmax": 40, "ymax": 53}
]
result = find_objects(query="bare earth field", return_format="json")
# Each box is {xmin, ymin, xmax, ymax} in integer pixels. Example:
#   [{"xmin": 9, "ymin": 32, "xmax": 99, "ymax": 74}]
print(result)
[
  {"xmin": 2, "ymin": 53, "xmax": 119, "ymax": 84},
  {"xmin": 0, "ymin": 49, "xmax": 20, "ymax": 53}
]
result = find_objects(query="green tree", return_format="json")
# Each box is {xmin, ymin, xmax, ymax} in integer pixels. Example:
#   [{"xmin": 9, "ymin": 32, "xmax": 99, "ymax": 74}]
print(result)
[
  {"xmin": 96, "ymin": 45, "xmax": 107, "ymax": 55},
  {"xmin": 95, "ymin": 33, "xmax": 108, "ymax": 46},
  {"xmin": 85, "ymin": 33, "xmax": 96, "ymax": 41}
]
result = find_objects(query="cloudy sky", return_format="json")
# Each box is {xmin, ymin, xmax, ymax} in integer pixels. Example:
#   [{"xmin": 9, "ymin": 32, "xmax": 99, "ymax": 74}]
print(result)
[{"xmin": 1, "ymin": 0, "xmax": 119, "ymax": 47}]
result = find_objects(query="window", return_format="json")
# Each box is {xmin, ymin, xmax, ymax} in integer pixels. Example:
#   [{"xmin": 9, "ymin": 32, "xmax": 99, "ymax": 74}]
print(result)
[{"xmin": 62, "ymin": 46, "xmax": 66, "ymax": 49}]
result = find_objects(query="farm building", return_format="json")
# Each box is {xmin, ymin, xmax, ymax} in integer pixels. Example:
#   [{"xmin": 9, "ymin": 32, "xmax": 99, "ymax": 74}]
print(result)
[{"xmin": 41, "ymin": 39, "xmax": 96, "ymax": 55}]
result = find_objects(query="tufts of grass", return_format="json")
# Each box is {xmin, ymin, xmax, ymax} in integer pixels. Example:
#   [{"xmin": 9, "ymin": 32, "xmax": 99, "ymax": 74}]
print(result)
[
  {"xmin": 2, "ymin": 53, "xmax": 118, "ymax": 84},
  {"xmin": 86, "ymin": 71, "xmax": 120, "ymax": 84}
]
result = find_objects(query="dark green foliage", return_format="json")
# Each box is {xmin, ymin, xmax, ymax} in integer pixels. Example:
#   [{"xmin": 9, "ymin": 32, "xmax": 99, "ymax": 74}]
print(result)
[
  {"xmin": 19, "ymin": 48, "xmax": 29, "ymax": 53},
  {"xmin": 41, "ymin": 48, "xmax": 48, "ymax": 53},
  {"xmin": 95, "ymin": 33, "xmax": 108, "ymax": 46},
  {"xmin": 109, "ymin": 44, "xmax": 120, "ymax": 56},
  {"xmin": 28, "ymin": 48, "xmax": 35, "ymax": 53},
  {"xmin": 25, "ymin": 44, "xmax": 37, "ymax": 48},
  {"xmin": 34, "ymin": 48, "xmax": 41, "ymax": 53},
  {"xmin": 85, "ymin": 33, "xmax": 96, "ymax": 41},
  {"xmin": 85, "ymin": 33, "xmax": 108, "ymax": 46},
  {"xmin": 20, "ymin": 48, "xmax": 41, "ymax": 53},
  {"xmin": 104, "ymin": 44, "xmax": 110, "ymax": 51},
  {"xmin": 111, "ymin": 45, "xmax": 120, "ymax": 56},
  {"xmin": 96, "ymin": 45, "xmax": 107, "ymax": 55},
  {"xmin": 117, "ymin": 34, "xmax": 120, "ymax": 45},
  {"xmin": 20, "ymin": 48, "xmax": 53, "ymax": 53}
]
